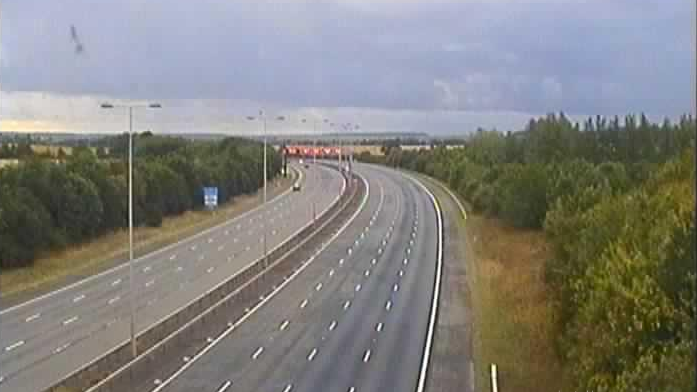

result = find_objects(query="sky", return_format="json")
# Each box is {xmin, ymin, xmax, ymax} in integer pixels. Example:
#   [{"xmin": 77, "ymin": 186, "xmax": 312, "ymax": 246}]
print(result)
[{"xmin": 1, "ymin": 0, "xmax": 694, "ymax": 135}]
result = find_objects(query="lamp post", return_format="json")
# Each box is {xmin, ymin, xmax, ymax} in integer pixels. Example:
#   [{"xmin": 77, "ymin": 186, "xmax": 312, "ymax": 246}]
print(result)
[
  {"xmin": 100, "ymin": 101, "xmax": 161, "ymax": 359},
  {"xmin": 247, "ymin": 112, "xmax": 285, "ymax": 266}
]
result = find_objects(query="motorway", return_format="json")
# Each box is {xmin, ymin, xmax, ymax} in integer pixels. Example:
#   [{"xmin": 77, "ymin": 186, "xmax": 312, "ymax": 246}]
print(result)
[
  {"xmin": 0, "ymin": 163, "xmax": 346, "ymax": 392},
  {"xmin": 150, "ymin": 163, "xmax": 442, "ymax": 392}
]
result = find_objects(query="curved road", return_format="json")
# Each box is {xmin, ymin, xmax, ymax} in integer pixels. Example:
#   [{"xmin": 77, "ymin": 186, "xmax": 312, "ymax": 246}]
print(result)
[
  {"xmin": 151, "ymin": 163, "xmax": 442, "ymax": 392},
  {"xmin": 0, "ymin": 163, "xmax": 346, "ymax": 392}
]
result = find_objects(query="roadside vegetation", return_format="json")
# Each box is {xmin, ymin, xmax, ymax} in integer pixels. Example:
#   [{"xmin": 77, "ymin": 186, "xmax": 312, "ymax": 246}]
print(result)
[
  {"xmin": 0, "ymin": 134, "xmax": 282, "ymax": 270},
  {"xmin": 364, "ymin": 113, "xmax": 696, "ymax": 392}
]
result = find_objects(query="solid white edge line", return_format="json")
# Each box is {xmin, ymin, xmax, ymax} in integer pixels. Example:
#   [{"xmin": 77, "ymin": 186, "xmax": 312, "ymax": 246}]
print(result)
[
  {"xmin": 0, "ymin": 167, "xmax": 304, "ymax": 315},
  {"xmin": 403, "ymin": 171, "xmax": 444, "ymax": 392},
  {"xmin": 146, "ymin": 167, "xmax": 369, "ymax": 392}
]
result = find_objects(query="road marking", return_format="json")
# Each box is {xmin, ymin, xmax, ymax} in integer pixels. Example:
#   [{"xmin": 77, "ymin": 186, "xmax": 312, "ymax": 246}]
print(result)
[
  {"xmin": 364, "ymin": 269, "xmax": 370, "ymax": 277},
  {"xmin": 216, "ymin": 381, "xmax": 232, "ymax": 392},
  {"xmin": 344, "ymin": 300, "xmax": 351, "ymax": 310},
  {"xmin": 355, "ymin": 284, "xmax": 362, "ymax": 292},
  {"xmin": 393, "ymin": 283, "xmax": 399, "ymax": 292},
  {"xmin": 170, "ymin": 254, "xmax": 177, "ymax": 260},
  {"xmin": 54, "ymin": 342, "xmax": 71, "ymax": 353},
  {"xmin": 307, "ymin": 348, "xmax": 318, "ymax": 361},
  {"xmin": 73, "ymin": 294, "xmax": 85, "ymax": 303},
  {"xmin": 363, "ymin": 349, "xmax": 371, "ymax": 362},
  {"xmin": 108, "ymin": 296, "xmax": 121, "ymax": 305},
  {"xmin": 386, "ymin": 300, "xmax": 392, "ymax": 311},
  {"xmin": 5, "ymin": 340, "xmax": 25, "ymax": 352},
  {"xmin": 376, "ymin": 322, "xmax": 383, "ymax": 332},
  {"xmin": 145, "ymin": 279, "xmax": 155, "ymax": 287},
  {"xmin": 63, "ymin": 316, "xmax": 79, "ymax": 326},
  {"xmin": 251, "ymin": 346, "xmax": 264, "ymax": 360},
  {"xmin": 329, "ymin": 269, "xmax": 335, "ymax": 277},
  {"xmin": 280, "ymin": 320, "xmax": 290, "ymax": 331},
  {"xmin": 329, "ymin": 320, "xmax": 337, "ymax": 331},
  {"xmin": 112, "ymin": 279, "xmax": 122, "ymax": 286},
  {"xmin": 282, "ymin": 384, "xmax": 293, "ymax": 392},
  {"xmin": 339, "ymin": 258, "xmax": 344, "ymax": 265},
  {"xmin": 316, "ymin": 283, "xmax": 323, "ymax": 291},
  {"xmin": 300, "ymin": 299, "xmax": 308, "ymax": 309},
  {"xmin": 25, "ymin": 313, "xmax": 40, "ymax": 323}
]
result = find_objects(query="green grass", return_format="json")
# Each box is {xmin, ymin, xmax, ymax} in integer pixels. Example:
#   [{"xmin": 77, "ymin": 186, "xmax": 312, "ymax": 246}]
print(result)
[
  {"xmin": 417, "ymin": 173, "xmax": 569, "ymax": 392},
  {"xmin": 0, "ymin": 174, "xmax": 294, "ymax": 298}
]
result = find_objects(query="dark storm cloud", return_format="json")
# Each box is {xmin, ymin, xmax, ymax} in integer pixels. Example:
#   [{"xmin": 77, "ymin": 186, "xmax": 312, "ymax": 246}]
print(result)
[{"xmin": 1, "ymin": 0, "xmax": 693, "ymax": 116}]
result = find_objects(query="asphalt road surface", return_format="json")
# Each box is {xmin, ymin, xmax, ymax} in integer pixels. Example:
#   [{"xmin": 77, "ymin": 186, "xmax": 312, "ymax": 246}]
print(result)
[
  {"xmin": 0, "ymin": 163, "xmax": 345, "ymax": 392},
  {"xmin": 152, "ymin": 162, "xmax": 442, "ymax": 392}
]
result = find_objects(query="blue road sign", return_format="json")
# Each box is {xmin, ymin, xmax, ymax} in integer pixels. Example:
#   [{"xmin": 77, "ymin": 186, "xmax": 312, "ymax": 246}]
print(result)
[{"xmin": 203, "ymin": 187, "xmax": 218, "ymax": 208}]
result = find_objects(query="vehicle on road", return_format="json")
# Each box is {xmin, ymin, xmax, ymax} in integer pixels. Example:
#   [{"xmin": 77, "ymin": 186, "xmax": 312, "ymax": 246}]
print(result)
[{"xmin": 292, "ymin": 183, "xmax": 301, "ymax": 191}]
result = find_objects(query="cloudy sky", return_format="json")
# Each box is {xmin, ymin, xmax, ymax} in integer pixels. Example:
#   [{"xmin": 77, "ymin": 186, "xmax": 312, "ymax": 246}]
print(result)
[{"xmin": 1, "ymin": 0, "xmax": 694, "ymax": 135}]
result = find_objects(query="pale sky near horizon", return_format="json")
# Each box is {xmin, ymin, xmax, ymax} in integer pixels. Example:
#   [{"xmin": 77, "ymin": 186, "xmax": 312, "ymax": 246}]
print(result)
[{"xmin": 1, "ymin": 0, "xmax": 694, "ymax": 135}]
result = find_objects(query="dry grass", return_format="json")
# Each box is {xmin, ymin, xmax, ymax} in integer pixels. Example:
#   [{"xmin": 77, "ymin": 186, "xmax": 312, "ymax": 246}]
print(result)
[
  {"xmin": 0, "ymin": 174, "xmax": 294, "ymax": 297},
  {"xmin": 466, "ymin": 214, "xmax": 567, "ymax": 392}
]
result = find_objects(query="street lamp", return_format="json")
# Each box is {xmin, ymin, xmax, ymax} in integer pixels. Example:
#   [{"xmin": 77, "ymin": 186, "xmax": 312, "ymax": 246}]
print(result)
[
  {"xmin": 247, "ymin": 112, "xmax": 285, "ymax": 266},
  {"xmin": 100, "ymin": 101, "xmax": 161, "ymax": 359}
]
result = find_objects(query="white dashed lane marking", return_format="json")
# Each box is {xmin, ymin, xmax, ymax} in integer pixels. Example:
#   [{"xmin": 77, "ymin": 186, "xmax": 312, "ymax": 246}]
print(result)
[
  {"xmin": 5, "ymin": 340, "xmax": 24, "ymax": 352},
  {"xmin": 25, "ymin": 313, "xmax": 40, "ymax": 323},
  {"xmin": 251, "ymin": 346, "xmax": 264, "ymax": 360},
  {"xmin": 216, "ymin": 380, "xmax": 232, "ymax": 392}
]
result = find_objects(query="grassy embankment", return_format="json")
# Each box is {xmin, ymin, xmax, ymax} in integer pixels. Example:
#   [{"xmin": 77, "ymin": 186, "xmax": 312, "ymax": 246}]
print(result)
[
  {"xmin": 423, "ymin": 175, "xmax": 570, "ymax": 392},
  {"xmin": 0, "ymin": 173, "xmax": 294, "ymax": 298}
]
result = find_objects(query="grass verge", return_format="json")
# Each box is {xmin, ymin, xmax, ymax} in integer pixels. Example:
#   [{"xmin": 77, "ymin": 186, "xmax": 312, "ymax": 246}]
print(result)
[
  {"xmin": 415, "ymin": 173, "xmax": 569, "ymax": 392},
  {"xmin": 466, "ymin": 214, "xmax": 567, "ymax": 392},
  {"xmin": 0, "ymin": 173, "xmax": 294, "ymax": 298}
]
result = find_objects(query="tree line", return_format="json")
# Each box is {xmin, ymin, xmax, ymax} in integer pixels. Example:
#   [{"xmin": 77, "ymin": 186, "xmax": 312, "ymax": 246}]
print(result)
[
  {"xmin": 0, "ymin": 134, "xmax": 282, "ymax": 269},
  {"xmin": 364, "ymin": 113, "xmax": 696, "ymax": 392}
]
